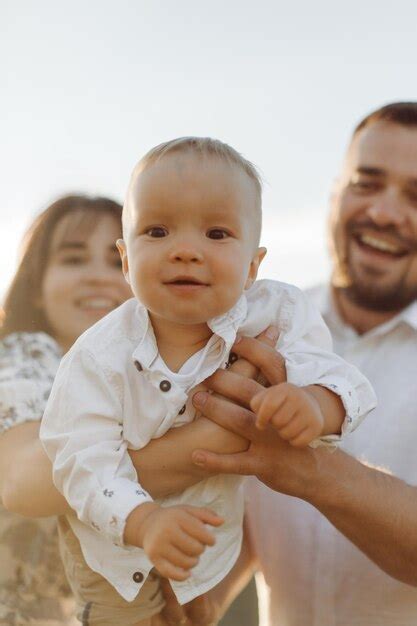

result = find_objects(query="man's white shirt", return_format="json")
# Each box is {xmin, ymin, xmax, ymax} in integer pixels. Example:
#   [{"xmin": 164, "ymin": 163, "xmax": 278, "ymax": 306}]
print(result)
[
  {"xmin": 246, "ymin": 286, "xmax": 417, "ymax": 626},
  {"xmin": 41, "ymin": 280, "xmax": 375, "ymax": 604}
]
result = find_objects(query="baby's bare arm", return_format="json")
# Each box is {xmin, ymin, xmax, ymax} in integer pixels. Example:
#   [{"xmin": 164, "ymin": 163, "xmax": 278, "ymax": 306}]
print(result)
[{"xmin": 304, "ymin": 385, "xmax": 345, "ymax": 436}]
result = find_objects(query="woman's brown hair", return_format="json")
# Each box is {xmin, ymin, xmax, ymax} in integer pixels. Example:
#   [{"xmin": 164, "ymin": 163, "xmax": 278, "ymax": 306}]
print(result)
[{"xmin": 0, "ymin": 195, "xmax": 123, "ymax": 339}]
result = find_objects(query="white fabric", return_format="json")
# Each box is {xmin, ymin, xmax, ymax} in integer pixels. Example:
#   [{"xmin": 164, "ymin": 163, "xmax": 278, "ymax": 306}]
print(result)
[
  {"xmin": 246, "ymin": 285, "xmax": 417, "ymax": 626},
  {"xmin": 41, "ymin": 280, "xmax": 375, "ymax": 604}
]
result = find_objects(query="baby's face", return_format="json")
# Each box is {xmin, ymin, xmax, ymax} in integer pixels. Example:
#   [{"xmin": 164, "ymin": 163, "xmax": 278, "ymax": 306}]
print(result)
[{"xmin": 119, "ymin": 152, "xmax": 265, "ymax": 328}]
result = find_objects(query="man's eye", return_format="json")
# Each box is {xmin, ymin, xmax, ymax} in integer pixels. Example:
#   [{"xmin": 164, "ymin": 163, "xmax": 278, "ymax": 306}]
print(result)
[
  {"xmin": 350, "ymin": 179, "xmax": 380, "ymax": 193},
  {"xmin": 406, "ymin": 191, "xmax": 417, "ymax": 207},
  {"xmin": 206, "ymin": 229, "xmax": 230, "ymax": 240},
  {"xmin": 146, "ymin": 227, "xmax": 168, "ymax": 238}
]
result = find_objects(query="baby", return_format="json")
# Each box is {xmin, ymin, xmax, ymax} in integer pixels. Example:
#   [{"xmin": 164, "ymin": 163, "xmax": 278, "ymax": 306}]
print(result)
[{"xmin": 41, "ymin": 138, "xmax": 376, "ymax": 625}]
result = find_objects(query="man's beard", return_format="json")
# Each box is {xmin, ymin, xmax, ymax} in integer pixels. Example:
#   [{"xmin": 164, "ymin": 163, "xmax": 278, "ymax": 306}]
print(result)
[
  {"xmin": 335, "ymin": 222, "xmax": 417, "ymax": 312},
  {"xmin": 342, "ymin": 274, "xmax": 417, "ymax": 312},
  {"xmin": 342, "ymin": 254, "xmax": 417, "ymax": 312}
]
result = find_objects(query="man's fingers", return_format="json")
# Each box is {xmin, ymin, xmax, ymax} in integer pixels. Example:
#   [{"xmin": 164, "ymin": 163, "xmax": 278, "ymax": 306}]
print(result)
[
  {"xmin": 184, "ymin": 593, "xmax": 218, "ymax": 625},
  {"xmin": 193, "ymin": 392, "xmax": 259, "ymax": 440},
  {"xmin": 192, "ymin": 450, "xmax": 254, "ymax": 476},
  {"xmin": 205, "ymin": 369, "xmax": 262, "ymax": 407},
  {"xmin": 232, "ymin": 336, "xmax": 287, "ymax": 386},
  {"xmin": 254, "ymin": 325, "xmax": 280, "ymax": 347},
  {"xmin": 159, "ymin": 577, "xmax": 189, "ymax": 625}
]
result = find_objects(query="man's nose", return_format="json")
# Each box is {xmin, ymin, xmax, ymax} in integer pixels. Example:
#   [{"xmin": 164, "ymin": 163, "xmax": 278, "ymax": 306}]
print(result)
[{"xmin": 366, "ymin": 191, "xmax": 406, "ymax": 227}]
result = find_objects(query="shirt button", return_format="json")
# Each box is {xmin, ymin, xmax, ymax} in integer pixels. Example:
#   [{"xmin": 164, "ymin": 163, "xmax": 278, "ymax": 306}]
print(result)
[
  {"xmin": 159, "ymin": 380, "xmax": 171, "ymax": 392},
  {"xmin": 134, "ymin": 360, "xmax": 143, "ymax": 372},
  {"xmin": 228, "ymin": 352, "xmax": 238, "ymax": 366},
  {"xmin": 178, "ymin": 404, "xmax": 186, "ymax": 415},
  {"xmin": 133, "ymin": 571, "xmax": 144, "ymax": 583}
]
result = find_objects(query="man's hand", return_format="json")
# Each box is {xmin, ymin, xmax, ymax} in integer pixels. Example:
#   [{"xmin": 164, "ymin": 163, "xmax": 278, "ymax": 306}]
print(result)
[
  {"xmin": 192, "ymin": 388, "xmax": 321, "ymax": 499},
  {"xmin": 251, "ymin": 383, "xmax": 324, "ymax": 447},
  {"xmin": 191, "ymin": 335, "xmax": 322, "ymax": 500}
]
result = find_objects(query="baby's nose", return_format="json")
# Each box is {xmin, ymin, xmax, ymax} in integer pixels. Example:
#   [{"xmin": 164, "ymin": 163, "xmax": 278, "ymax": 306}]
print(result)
[{"xmin": 169, "ymin": 245, "xmax": 204, "ymax": 263}]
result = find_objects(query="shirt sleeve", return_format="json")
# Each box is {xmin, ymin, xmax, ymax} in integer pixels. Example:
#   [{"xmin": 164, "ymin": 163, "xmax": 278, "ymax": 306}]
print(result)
[
  {"xmin": 0, "ymin": 332, "xmax": 61, "ymax": 435},
  {"xmin": 40, "ymin": 347, "xmax": 153, "ymax": 546},
  {"xmin": 276, "ymin": 286, "xmax": 377, "ymax": 447}
]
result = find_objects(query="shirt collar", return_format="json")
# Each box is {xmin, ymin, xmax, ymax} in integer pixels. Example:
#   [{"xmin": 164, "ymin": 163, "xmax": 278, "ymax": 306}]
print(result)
[
  {"xmin": 131, "ymin": 293, "xmax": 248, "ymax": 368},
  {"xmin": 207, "ymin": 293, "xmax": 248, "ymax": 343}
]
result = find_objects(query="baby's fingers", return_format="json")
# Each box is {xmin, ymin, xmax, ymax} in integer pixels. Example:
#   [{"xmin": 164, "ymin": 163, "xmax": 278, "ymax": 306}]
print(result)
[
  {"xmin": 251, "ymin": 386, "xmax": 287, "ymax": 430},
  {"xmin": 162, "ymin": 545, "xmax": 200, "ymax": 571},
  {"xmin": 184, "ymin": 506, "xmax": 224, "ymax": 528},
  {"xmin": 153, "ymin": 557, "xmax": 191, "ymax": 582},
  {"xmin": 180, "ymin": 509, "xmax": 222, "ymax": 546},
  {"xmin": 172, "ymin": 530, "xmax": 206, "ymax": 557},
  {"xmin": 277, "ymin": 415, "xmax": 307, "ymax": 441}
]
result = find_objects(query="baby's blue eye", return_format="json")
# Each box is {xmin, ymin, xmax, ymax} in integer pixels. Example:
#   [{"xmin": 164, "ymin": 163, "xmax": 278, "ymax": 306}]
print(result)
[
  {"xmin": 207, "ymin": 229, "xmax": 229, "ymax": 240},
  {"xmin": 147, "ymin": 226, "xmax": 168, "ymax": 238}
]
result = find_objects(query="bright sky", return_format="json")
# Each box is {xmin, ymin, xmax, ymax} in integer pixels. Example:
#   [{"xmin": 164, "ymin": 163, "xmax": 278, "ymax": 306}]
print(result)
[{"xmin": 2, "ymin": 0, "xmax": 416, "ymax": 299}]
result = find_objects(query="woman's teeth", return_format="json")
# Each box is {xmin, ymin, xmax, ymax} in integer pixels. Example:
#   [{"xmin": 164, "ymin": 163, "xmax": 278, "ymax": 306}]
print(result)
[{"xmin": 78, "ymin": 298, "xmax": 116, "ymax": 310}]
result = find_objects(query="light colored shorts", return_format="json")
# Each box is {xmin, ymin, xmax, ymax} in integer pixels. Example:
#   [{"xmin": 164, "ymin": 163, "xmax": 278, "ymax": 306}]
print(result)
[{"xmin": 58, "ymin": 517, "xmax": 164, "ymax": 626}]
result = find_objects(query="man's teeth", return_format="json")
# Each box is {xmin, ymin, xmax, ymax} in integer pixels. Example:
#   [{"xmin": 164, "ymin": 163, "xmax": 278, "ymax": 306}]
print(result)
[
  {"xmin": 358, "ymin": 234, "xmax": 403, "ymax": 254},
  {"xmin": 79, "ymin": 298, "xmax": 116, "ymax": 309}
]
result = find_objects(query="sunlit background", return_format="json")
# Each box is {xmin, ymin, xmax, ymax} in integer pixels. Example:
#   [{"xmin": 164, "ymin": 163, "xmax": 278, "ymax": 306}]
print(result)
[{"xmin": 2, "ymin": 0, "xmax": 416, "ymax": 300}]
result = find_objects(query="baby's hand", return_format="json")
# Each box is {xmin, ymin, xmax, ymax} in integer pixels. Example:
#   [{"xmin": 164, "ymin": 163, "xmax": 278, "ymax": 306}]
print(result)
[
  {"xmin": 136, "ymin": 505, "xmax": 223, "ymax": 581},
  {"xmin": 251, "ymin": 382, "xmax": 324, "ymax": 447}
]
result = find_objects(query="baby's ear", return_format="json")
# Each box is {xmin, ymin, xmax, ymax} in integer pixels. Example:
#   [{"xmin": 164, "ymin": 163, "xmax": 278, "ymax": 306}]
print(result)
[
  {"xmin": 116, "ymin": 239, "xmax": 130, "ymax": 285},
  {"xmin": 245, "ymin": 247, "xmax": 267, "ymax": 289}
]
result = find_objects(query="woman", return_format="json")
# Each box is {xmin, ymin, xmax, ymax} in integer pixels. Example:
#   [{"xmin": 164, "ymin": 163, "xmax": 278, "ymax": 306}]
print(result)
[{"xmin": 0, "ymin": 194, "xmax": 132, "ymax": 624}]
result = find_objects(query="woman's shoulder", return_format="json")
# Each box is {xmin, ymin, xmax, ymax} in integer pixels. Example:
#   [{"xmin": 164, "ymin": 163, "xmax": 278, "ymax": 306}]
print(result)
[
  {"xmin": 0, "ymin": 333, "xmax": 62, "ymax": 433},
  {"xmin": 0, "ymin": 332, "xmax": 62, "ymax": 379},
  {"xmin": 0, "ymin": 331, "xmax": 61, "ymax": 359}
]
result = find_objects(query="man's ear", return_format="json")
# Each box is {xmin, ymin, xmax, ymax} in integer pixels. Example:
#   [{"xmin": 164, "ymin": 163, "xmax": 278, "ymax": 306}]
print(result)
[
  {"xmin": 116, "ymin": 239, "xmax": 130, "ymax": 285},
  {"xmin": 245, "ymin": 247, "xmax": 267, "ymax": 290}
]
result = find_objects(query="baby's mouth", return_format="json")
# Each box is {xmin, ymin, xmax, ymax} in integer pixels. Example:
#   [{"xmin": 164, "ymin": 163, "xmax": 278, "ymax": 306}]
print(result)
[{"xmin": 165, "ymin": 277, "xmax": 208, "ymax": 286}]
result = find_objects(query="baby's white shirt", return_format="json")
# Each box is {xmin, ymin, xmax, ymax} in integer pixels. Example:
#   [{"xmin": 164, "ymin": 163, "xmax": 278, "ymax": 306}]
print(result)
[{"xmin": 41, "ymin": 280, "xmax": 376, "ymax": 604}]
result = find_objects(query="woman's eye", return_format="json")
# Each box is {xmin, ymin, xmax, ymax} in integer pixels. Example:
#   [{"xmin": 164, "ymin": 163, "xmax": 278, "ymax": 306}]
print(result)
[
  {"xmin": 207, "ymin": 229, "xmax": 230, "ymax": 240},
  {"xmin": 111, "ymin": 257, "xmax": 123, "ymax": 268},
  {"xmin": 60, "ymin": 255, "xmax": 85, "ymax": 265},
  {"xmin": 146, "ymin": 226, "xmax": 168, "ymax": 238}
]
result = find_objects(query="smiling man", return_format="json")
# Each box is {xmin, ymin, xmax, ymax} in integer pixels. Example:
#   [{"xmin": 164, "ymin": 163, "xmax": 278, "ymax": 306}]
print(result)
[{"xmin": 178, "ymin": 102, "xmax": 417, "ymax": 626}]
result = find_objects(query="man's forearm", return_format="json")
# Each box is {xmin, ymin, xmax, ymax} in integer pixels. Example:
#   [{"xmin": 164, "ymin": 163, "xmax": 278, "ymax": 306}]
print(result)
[{"xmin": 308, "ymin": 448, "xmax": 417, "ymax": 586}]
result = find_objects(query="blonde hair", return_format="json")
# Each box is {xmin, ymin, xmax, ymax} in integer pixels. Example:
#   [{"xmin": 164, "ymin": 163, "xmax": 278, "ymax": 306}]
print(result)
[{"xmin": 123, "ymin": 137, "xmax": 263, "ymax": 242}]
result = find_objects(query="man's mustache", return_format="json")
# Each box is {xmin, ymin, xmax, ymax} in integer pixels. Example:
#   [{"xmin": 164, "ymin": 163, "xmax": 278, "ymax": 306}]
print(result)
[{"xmin": 347, "ymin": 221, "xmax": 417, "ymax": 253}]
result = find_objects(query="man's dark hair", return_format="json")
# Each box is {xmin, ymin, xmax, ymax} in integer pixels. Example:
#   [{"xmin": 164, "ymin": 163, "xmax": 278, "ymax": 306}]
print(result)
[{"xmin": 354, "ymin": 102, "xmax": 417, "ymax": 135}]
